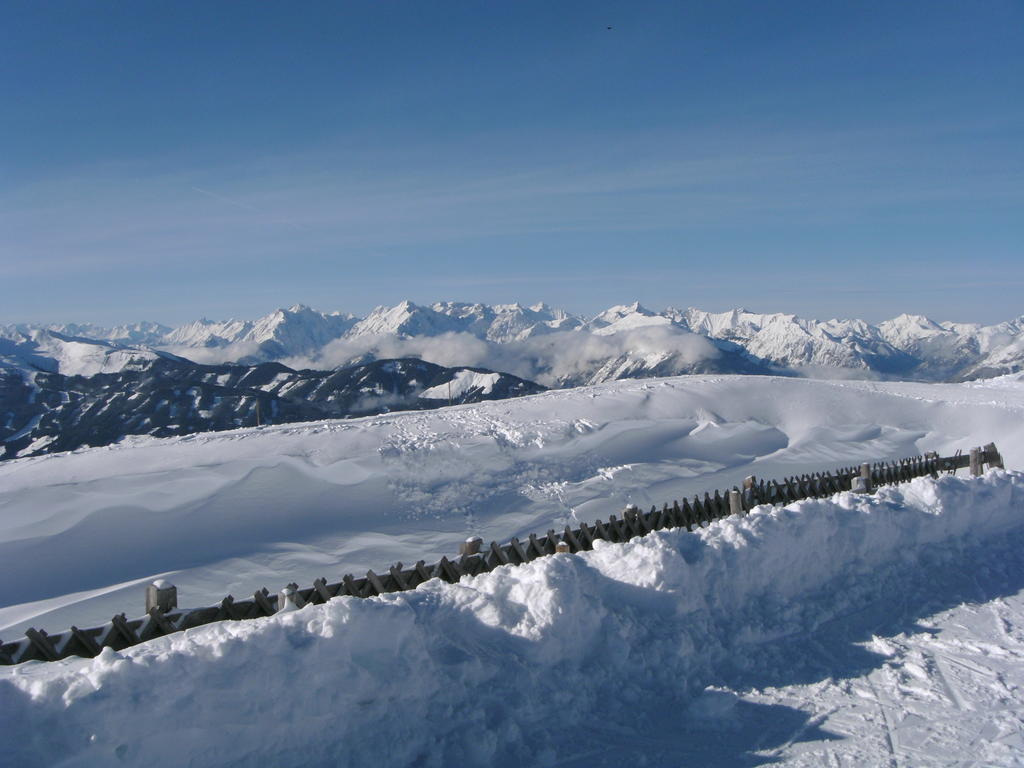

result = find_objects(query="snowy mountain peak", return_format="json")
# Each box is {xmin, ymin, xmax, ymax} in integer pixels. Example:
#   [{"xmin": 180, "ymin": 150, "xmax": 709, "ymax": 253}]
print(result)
[
  {"xmin": 350, "ymin": 301, "xmax": 459, "ymax": 338},
  {"xmin": 879, "ymin": 313, "xmax": 946, "ymax": 337},
  {"xmin": 590, "ymin": 301, "xmax": 657, "ymax": 326}
]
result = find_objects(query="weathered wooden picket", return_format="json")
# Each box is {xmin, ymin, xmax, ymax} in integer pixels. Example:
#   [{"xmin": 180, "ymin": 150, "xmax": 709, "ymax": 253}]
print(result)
[{"xmin": 0, "ymin": 443, "xmax": 1005, "ymax": 666}]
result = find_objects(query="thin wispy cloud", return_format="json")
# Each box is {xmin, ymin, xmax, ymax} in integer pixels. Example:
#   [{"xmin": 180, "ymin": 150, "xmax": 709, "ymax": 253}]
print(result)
[
  {"xmin": 3, "ymin": 120, "xmax": 1018, "ymax": 283},
  {"xmin": 190, "ymin": 186, "xmax": 257, "ymax": 210}
]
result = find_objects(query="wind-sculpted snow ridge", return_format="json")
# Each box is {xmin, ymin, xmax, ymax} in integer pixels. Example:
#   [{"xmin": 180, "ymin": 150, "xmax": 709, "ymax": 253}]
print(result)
[{"xmin": 2, "ymin": 471, "xmax": 1023, "ymax": 767}]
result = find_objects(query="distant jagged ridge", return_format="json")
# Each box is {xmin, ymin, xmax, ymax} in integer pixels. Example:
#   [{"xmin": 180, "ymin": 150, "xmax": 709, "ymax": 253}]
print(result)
[{"xmin": 5, "ymin": 301, "xmax": 1022, "ymax": 384}]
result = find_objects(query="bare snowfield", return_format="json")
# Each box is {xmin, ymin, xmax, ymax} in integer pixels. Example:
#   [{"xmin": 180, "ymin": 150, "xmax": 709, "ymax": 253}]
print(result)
[{"xmin": 3, "ymin": 373, "xmax": 1024, "ymax": 766}]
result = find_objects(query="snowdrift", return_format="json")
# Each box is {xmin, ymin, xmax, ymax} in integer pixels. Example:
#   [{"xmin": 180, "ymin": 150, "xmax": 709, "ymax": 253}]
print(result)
[{"xmin": 2, "ymin": 471, "xmax": 1022, "ymax": 767}]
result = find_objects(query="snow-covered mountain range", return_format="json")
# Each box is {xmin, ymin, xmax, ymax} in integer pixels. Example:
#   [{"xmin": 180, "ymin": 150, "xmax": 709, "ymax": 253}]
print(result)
[{"xmin": 4, "ymin": 301, "xmax": 1023, "ymax": 383}]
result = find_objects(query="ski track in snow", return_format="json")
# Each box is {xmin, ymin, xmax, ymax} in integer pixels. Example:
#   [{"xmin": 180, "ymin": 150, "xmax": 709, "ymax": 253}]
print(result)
[{"xmin": 3, "ymin": 374, "xmax": 1024, "ymax": 766}]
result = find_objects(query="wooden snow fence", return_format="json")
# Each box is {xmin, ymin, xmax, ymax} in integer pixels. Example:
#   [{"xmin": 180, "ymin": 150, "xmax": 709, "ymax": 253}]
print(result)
[{"xmin": 0, "ymin": 442, "xmax": 1006, "ymax": 666}]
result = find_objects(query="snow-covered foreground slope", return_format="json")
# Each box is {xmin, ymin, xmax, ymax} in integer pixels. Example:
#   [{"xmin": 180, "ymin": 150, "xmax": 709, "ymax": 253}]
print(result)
[
  {"xmin": 2, "ymin": 471, "xmax": 1024, "ymax": 767},
  {"xmin": 3, "ymin": 374, "xmax": 1024, "ymax": 766},
  {"xmin": 2, "ymin": 374, "xmax": 1024, "ymax": 639}
]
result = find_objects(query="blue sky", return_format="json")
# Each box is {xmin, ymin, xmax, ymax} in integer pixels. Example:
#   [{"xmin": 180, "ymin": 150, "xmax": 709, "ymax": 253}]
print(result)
[{"xmin": 2, "ymin": 1, "xmax": 1021, "ymax": 326}]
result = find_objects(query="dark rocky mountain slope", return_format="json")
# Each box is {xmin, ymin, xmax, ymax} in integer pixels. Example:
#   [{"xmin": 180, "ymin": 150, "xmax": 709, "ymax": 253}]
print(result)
[{"xmin": 0, "ymin": 357, "xmax": 544, "ymax": 461}]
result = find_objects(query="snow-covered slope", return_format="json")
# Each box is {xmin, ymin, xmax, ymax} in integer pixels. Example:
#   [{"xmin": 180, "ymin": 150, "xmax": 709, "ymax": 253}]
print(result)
[
  {"xmin": 2, "ymin": 451, "xmax": 1023, "ymax": 765},
  {"xmin": 418, "ymin": 369, "xmax": 502, "ymax": 399},
  {"xmin": 964, "ymin": 325, "xmax": 1024, "ymax": 379},
  {"xmin": 0, "ymin": 328, "xmax": 169, "ymax": 376},
  {"xmin": 2, "ymin": 373, "xmax": 1024, "ymax": 638},
  {"xmin": 3, "ymin": 374, "xmax": 1024, "ymax": 765}
]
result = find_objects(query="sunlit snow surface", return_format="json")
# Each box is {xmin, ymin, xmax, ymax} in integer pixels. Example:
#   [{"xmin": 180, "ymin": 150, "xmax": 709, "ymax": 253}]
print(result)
[{"xmin": 3, "ymin": 373, "xmax": 1024, "ymax": 766}]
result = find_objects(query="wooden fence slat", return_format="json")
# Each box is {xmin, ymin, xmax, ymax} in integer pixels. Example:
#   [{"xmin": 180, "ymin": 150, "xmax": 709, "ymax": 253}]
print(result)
[
  {"xmin": 25, "ymin": 628, "xmax": 60, "ymax": 662},
  {"xmin": 414, "ymin": 561, "xmax": 433, "ymax": 583},
  {"xmin": 526, "ymin": 533, "xmax": 546, "ymax": 557},
  {"xmin": 658, "ymin": 504, "xmax": 673, "ymax": 529},
  {"xmin": 435, "ymin": 556, "xmax": 461, "ymax": 583},
  {"xmin": 573, "ymin": 528, "xmax": 598, "ymax": 548},
  {"xmin": 217, "ymin": 596, "xmax": 237, "ymax": 620},
  {"xmin": 611, "ymin": 515, "xmax": 632, "ymax": 541},
  {"xmin": 253, "ymin": 588, "xmax": 276, "ymax": 616},
  {"xmin": 313, "ymin": 578, "xmax": 334, "ymax": 603},
  {"xmin": 147, "ymin": 608, "xmax": 176, "ymax": 636},
  {"xmin": 647, "ymin": 505, "xmax": 662, "ymax": 531},
  {"xmin": 488, "ymin": 541, "xmax": 511, "ymax": 567},
  {"xmin": 365, "ymin": 570, "xmax": 387, "ymax": 595},
  {"xmin": 110, "ymin": 614, "xmax": 140, "ymax": 645},
  {"xmin": 69, "ymin": 626, "xmax": 103, "ymax": 657},
  {"xmin": 614, "ymin": 512, "xmax": 638, "ymax": 540},
  {"xmin": 678, "ymin": 499, "xmax": 693, "ymax": 529},
  {"xmin": 562, "ymin": 525, "xmax": 583, "ymax": 552},
  {"xmin": 634, "ymin": 507, "xmax": 652, "ymax": 534},
  {"xmin": 504, "ymin": 537, "xmax": 526, "ymax": 563}
]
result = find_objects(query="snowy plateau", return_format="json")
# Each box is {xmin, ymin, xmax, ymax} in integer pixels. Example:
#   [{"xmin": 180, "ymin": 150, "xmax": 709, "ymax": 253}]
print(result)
[{"xmin": 3, "ymin": 373, "xmax": 1024, "ymax": 766}]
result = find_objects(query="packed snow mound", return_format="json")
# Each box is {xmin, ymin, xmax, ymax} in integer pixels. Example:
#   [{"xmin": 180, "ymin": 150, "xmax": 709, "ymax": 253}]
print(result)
[{"xmin": 2, "ymin": 471, "xmax": 1023, "ymax": 767}]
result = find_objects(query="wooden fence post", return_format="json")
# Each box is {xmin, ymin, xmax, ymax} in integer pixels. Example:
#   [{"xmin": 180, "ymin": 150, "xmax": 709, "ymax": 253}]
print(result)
[
  {"xmin": 728, "ymin": 489, "xmax": 743, "ymax": 516},
  {"xmin": 278, "ymin": 585, "xmax": 300, "ymax": 613},
  {"xmin": 983, "ymin": 442, "xmax": 1005, "ymax": 470},
  {"xmin": 742, "ymin": 475, "xmax": 756, "ymax": 510},
  {"xmin": 459, "ymin": 537, "xmax": 482, "ymax": 556},
  {"xmin": 859, "ymin": 463, "xmax": 872, "ymax": 492},
  {"xmin": 970, "ymin": 447, "xmax": 983, "ymax": 477},
  {"xmin": 145, "ymin": 580, "xmax": 177, "ymax": 613}
]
